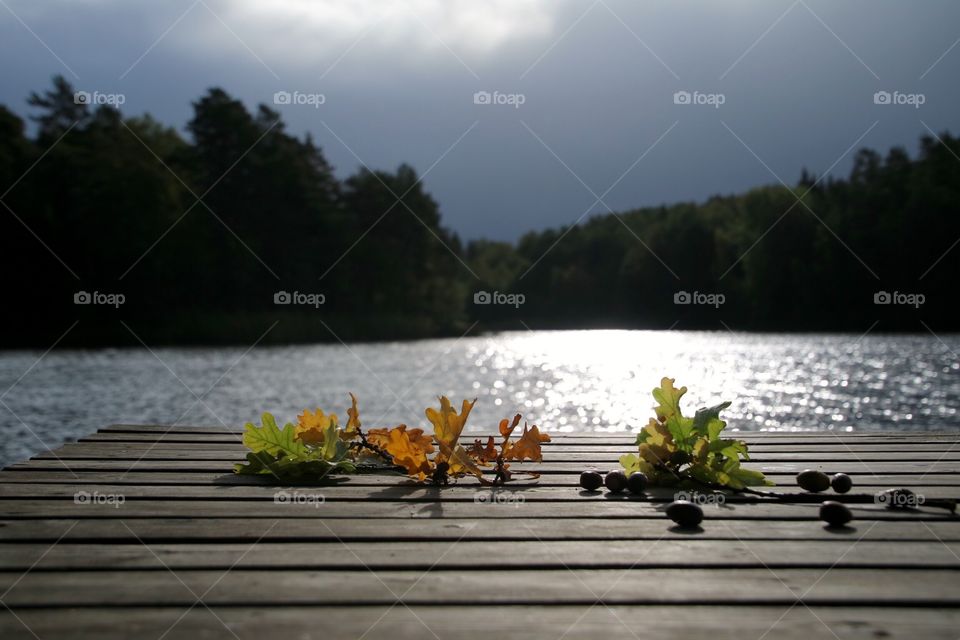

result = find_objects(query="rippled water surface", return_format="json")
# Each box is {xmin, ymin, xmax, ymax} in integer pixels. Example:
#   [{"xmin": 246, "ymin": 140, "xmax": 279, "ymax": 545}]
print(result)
[{"xmin": 1, "ymin": 330, "xmax": 958, "ymax": 465}]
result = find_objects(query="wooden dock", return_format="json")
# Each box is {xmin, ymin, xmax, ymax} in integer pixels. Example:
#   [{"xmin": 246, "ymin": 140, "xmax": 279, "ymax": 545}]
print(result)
[{"xmin": 1, "ymin": 426, "xmax": 958, "ymax": 639}]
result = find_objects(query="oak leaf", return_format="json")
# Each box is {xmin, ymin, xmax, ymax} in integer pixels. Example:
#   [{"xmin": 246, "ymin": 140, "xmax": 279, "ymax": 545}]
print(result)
[
  {"xmin": 638, "ymin": 417, "xmax": 676, "ymax": 468},
  {"xmin": 344, "ymin": 392, "xmax": 361, "ymax": 440},
  {"xmin": 470, "ymin": 436, "xmax": 499, "ymax": 463},
  {"xmin": 503, "ymin": 423, "xmax": 550, "ymax": 462},
  {"xmin": 426, "ymin": 396, "xmax": 475, "ymax": 450},
  {"xmin": 499, "ymin": 414, "xmax": 522, "ymax": 439},
  {"xmin": 295, "ymin": 408, "xmax": 337, "ymax": 445},
  {"xmin": 368, "ymin": 425, "xmax": 435, "ymax": 481},
  {"xmin": 438, "ymin": 441, "xmax": 484, "ymax": 479}
]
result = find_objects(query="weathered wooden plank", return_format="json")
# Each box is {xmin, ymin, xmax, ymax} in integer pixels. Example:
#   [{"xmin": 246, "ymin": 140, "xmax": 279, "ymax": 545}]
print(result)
[
  {"xmin": 0, "ymin": 539, "xmax": 957, "ymax": 571},
  {"xmin": 3, "ymin": 606, "xmax": 958, "ymax": 640},
  {"xmin": 0, "ymin": 498, "xmax": 956, "ymax": 520},
  {"xmin": 84, "ymin": 432, "xmax": 245, "ymax": 443},
  {"xmin": 3, "ymin": 517, "xmax": 957, "ymax": 543},
  {"xmin": 4, "ymin": 470, "xmax": 960, "ymax": 488},
  {"xmin": 2, "ymin": 482, "xmax": 959, "ymax": 502},
  {"xmin": 2, "ymin": 568, "xmax": 958, "ymax": 607}
]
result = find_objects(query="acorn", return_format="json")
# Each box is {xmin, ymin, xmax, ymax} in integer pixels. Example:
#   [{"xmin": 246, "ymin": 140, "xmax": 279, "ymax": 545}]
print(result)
[
  {"xmin": 831, "ymin": 473, "xmax": 853, "ymax": 494},
  {"xmin": 627, "ymin": 471, "xmax": 648, "ymax": 495},
  {"xmin": 796, "ymin": 469, "xmax": 831, "ymax": 492},
  {"xmin": 820, "ymin": 501, "xmax": 853, "ymax": 527},
  {"xmin": 604, "ymin": 469, "xmax": 628, "ymax": 493},
  {"xmin": 579, "ymin": 470, "xmax": 603, "ymax": 491},
  {"xmin": 666, "ymin": 500, "xmax": 703, "ymax": 528}
]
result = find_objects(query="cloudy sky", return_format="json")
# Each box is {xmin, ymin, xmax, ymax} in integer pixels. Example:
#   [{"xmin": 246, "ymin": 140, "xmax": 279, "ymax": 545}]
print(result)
[{"xmin": 2, "ymin": 0, "xmax": 958, "ymax": 240}]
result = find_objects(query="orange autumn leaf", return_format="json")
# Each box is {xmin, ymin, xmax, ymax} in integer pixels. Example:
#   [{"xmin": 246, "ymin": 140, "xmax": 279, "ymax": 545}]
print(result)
[
  {"xmin": 499, "ymin": 414, "xmax": 521, "ymax": 439},
  {"xmin": 366, "ymin": 425, "xmax": 434, "ymax": 454},
  {"xmin": 368, "ymin": 425, "xmax": 435, "ymax": 480},
  {"xmin": 295, "ymin": 408, "xmax": 337, "ymax": 445},
  {"xmin": 365, "ymin": 427, "xmax": 389, "ymax": 450},
  {"xmin": 469, "ymin": 436, "xmax": 499, "ymax": 463},
  {"xmin": 503, "ymin": 423, "xmax": 550, "ymax": 462},
  {"xmin": 496, "ymin": 413, "xmax": 523, "ymax": 459}
]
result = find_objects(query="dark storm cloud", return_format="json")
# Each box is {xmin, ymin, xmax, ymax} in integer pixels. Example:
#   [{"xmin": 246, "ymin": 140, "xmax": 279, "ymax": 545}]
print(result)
[{"xmin": 2, "ymin": 0, "xmax": 959, "ymax": 240}]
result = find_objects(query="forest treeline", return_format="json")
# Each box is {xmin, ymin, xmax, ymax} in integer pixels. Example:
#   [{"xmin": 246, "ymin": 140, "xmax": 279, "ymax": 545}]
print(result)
[{"xmin": 1, "ymin": 76, "xmax": 957, "ymax": 347}]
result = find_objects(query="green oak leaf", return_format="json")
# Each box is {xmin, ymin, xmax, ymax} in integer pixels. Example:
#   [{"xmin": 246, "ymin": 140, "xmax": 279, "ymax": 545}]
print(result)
[
  {"xmin": 652, "ymin": 377, "xmax": 686, "ymax": 422},
  {"xmin": 692, "ymin": 402, "xmax": 731, "ymax": 439},
  {"xmin": 242, "ymin": 413, "xmax": 307, "ymax": 457}
]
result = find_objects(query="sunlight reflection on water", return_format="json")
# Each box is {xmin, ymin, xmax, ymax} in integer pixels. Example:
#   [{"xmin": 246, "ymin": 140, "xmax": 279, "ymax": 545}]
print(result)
[{"xmin": 0, "ymin": 330, "xmax": 958, "ymax": 464}]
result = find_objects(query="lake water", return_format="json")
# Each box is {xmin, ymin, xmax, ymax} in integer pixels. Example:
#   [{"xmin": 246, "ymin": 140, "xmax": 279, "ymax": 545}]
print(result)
[{"xmin": 0, "ymin": 330, "xmax": 958, "ymax": 466}]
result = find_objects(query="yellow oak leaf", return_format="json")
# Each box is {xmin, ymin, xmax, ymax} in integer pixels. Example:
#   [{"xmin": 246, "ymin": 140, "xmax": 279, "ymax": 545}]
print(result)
[
  {"xmin": 438, "ymin": 441, "xmax": 484, "ymax": 479},
  {"xmin": 620, "ymin": 452, "xmax": 656, "ymax": 477},
  {"xmin": 295, "ymin": 408, "xmax": 338, "ymax": 445},
  {"xmin": 344, "ymin": 392, "xmax": 360, "ymax": 440},
  {"xmin": 426, "ymin": 396, "xmax": 475, "ymax": 450},
  {"xmin": 639, "ymin": 417, "xmax": 676, "ymax": 468},
  {"xmin": 692, "ymin": 436, "xmax": 709, "ymax": 464}
]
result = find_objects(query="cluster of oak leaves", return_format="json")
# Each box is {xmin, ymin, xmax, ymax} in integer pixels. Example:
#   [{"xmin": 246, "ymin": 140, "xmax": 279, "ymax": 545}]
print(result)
[
  {"xmin": 235, "ymin": 378, "xmax": 770, "ymax": 488},
  {"xmin": 619, "ymin": 378, "xmax": 771, "ymax": 489},
  {"xmin": 235, "ymin": 395, "xmax": 551, "ymax": 484}
]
